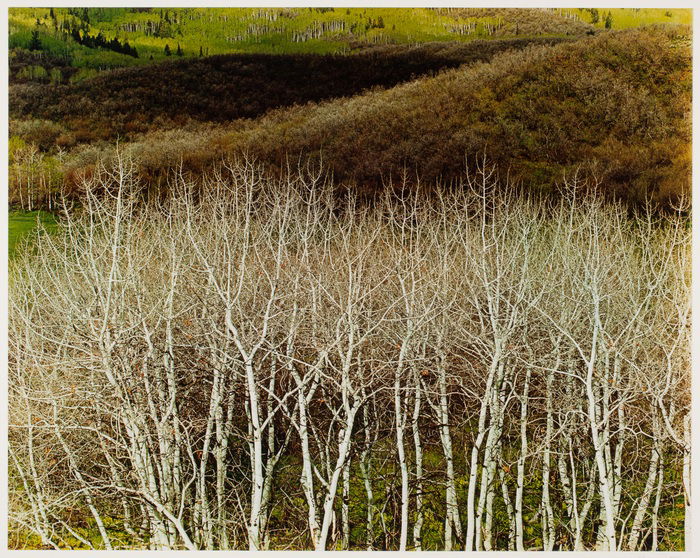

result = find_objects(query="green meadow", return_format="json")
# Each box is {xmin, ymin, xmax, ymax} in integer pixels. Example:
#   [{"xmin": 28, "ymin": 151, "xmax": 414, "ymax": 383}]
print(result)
[
  {"xmin": 8, "ymin": 211, "xmax": 56, "ymax": 257},
  {"xmin": 8, "ymin": 7, "xmax": 692, "ymax": 79}
]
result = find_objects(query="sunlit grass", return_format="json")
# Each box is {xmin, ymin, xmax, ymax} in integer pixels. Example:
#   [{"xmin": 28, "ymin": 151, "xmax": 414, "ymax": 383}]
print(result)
[
  {"xmin": 8, "ymin": 211, "xmax": 56, "ymax": 257},
  {"xmin": 573, "ymin": 7, "xmax": 692, "ymax": 28},
  {"xmin": 9, "ymin": 7, "xmax": 691, "ymax": 77}
]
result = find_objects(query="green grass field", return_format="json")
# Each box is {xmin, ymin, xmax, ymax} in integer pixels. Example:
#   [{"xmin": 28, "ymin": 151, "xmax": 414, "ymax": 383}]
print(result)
[
  {"xmin": 8, "ymin": 7, "xmax": 514, "ymax": 65},
  {"xmin": 575, "ymin": 7, "xmax": 691, "ymax": 28},
  {"xmin": 9, "ymin": 211, "xmax": 56, "ymax": 257},
  {"xmin": 9, "ymin": 7, "xmax": 692, "ymax": 80}
]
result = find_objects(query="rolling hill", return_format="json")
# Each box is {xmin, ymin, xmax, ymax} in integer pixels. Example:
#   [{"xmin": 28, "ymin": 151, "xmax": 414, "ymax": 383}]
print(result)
[
  {"xmin": 8, "ymin": 7, "xmax": 689, "ymax": 80},
  {"xmin": 7, "ymin": 11, "xmax": 692, "ymax": 209},
  {"xmin": 60, "ymin": 26, "xmax": 689, "ymax": 206},
  {"xmin": 9, "ymin": 38, "xmax": 568, "ymax": 142}
]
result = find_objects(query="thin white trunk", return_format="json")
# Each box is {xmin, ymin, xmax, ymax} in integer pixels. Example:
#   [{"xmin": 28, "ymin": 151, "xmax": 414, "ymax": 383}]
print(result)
[
  {"xmin": 585, "ymin": 318, "xmax": 617, "ymax": 551},
  {"xmin": 627, "ymin": 442, "xmax": 660, "ymax": 550},
  {"xmin": 540, "ymin": 399, "xmax": 555, "ymax": 549},
  {"xmin": 394, "ymin": 370, "xmax": 409, "ymax": 552},
  {"xmin": 514, "ymin": 366, "xmax": 531, "ymax": 551},
  {"xmin": 411, "ymin": 372, "xmax": 424, "ymax": 550},
  {"xmin": 465, "ymin": 347, "xmax": 501, "ymax": 550},
  {"xmin": 360, "ymin": 401, "xmax": 375, "ymax": 550}
]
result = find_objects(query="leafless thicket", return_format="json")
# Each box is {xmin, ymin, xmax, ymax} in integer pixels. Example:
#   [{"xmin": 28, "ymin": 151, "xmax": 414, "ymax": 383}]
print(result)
[{"xmin": 8, "ymin": 157, "xmax": 690, "ymax": 550}]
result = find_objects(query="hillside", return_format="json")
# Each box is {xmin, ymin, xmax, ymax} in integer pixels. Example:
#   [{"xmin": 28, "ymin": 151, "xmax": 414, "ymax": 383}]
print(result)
[
  {"xmin": 9, "ymin": 7, "xmax": 597, "ymax": 72},
  {"xmin": 437, "ymin": 7, "xmax": 691, "ymax": 32},
  {"xmin": 9, "ymin": 38, "xmax": 567, "ymax": 143},
  {"xmin": 8, "ymin": 7, "xmax": 689, "ymax": 81},
  {"xmin": 64, "ymin": 26, "xmax": 689, "ymax": 206}
]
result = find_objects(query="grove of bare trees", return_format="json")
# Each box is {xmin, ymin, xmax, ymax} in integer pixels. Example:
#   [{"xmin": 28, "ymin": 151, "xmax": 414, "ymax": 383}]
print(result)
[{"xmin": 8, "ymin": 157, "xmax": 690, "ymax": 550}]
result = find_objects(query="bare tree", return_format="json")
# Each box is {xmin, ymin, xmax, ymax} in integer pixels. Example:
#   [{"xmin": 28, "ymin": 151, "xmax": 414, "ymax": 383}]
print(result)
[{"xmin": 8, "ymin": 156, "xmax": 690, "ymax": 550}]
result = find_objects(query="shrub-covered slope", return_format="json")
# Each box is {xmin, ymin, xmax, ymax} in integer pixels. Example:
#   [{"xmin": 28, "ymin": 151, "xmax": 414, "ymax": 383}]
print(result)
[
  {"xmin": 9, "ymin": 38, "xmax": 567, "ymax": 142},
  {"xmin": 107, "ymin": 26, "xmax": 688, "ymax": 204}
]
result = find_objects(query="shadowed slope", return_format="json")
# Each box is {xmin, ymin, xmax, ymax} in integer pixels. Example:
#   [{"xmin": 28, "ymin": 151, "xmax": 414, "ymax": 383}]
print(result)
[
  {"xmin": 78, "ymin": 26, "xmax": 690, "ymax": 205},
  {"xmin": 10, "ymin": 38, "xmax": 567, "ymax": 142}
]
